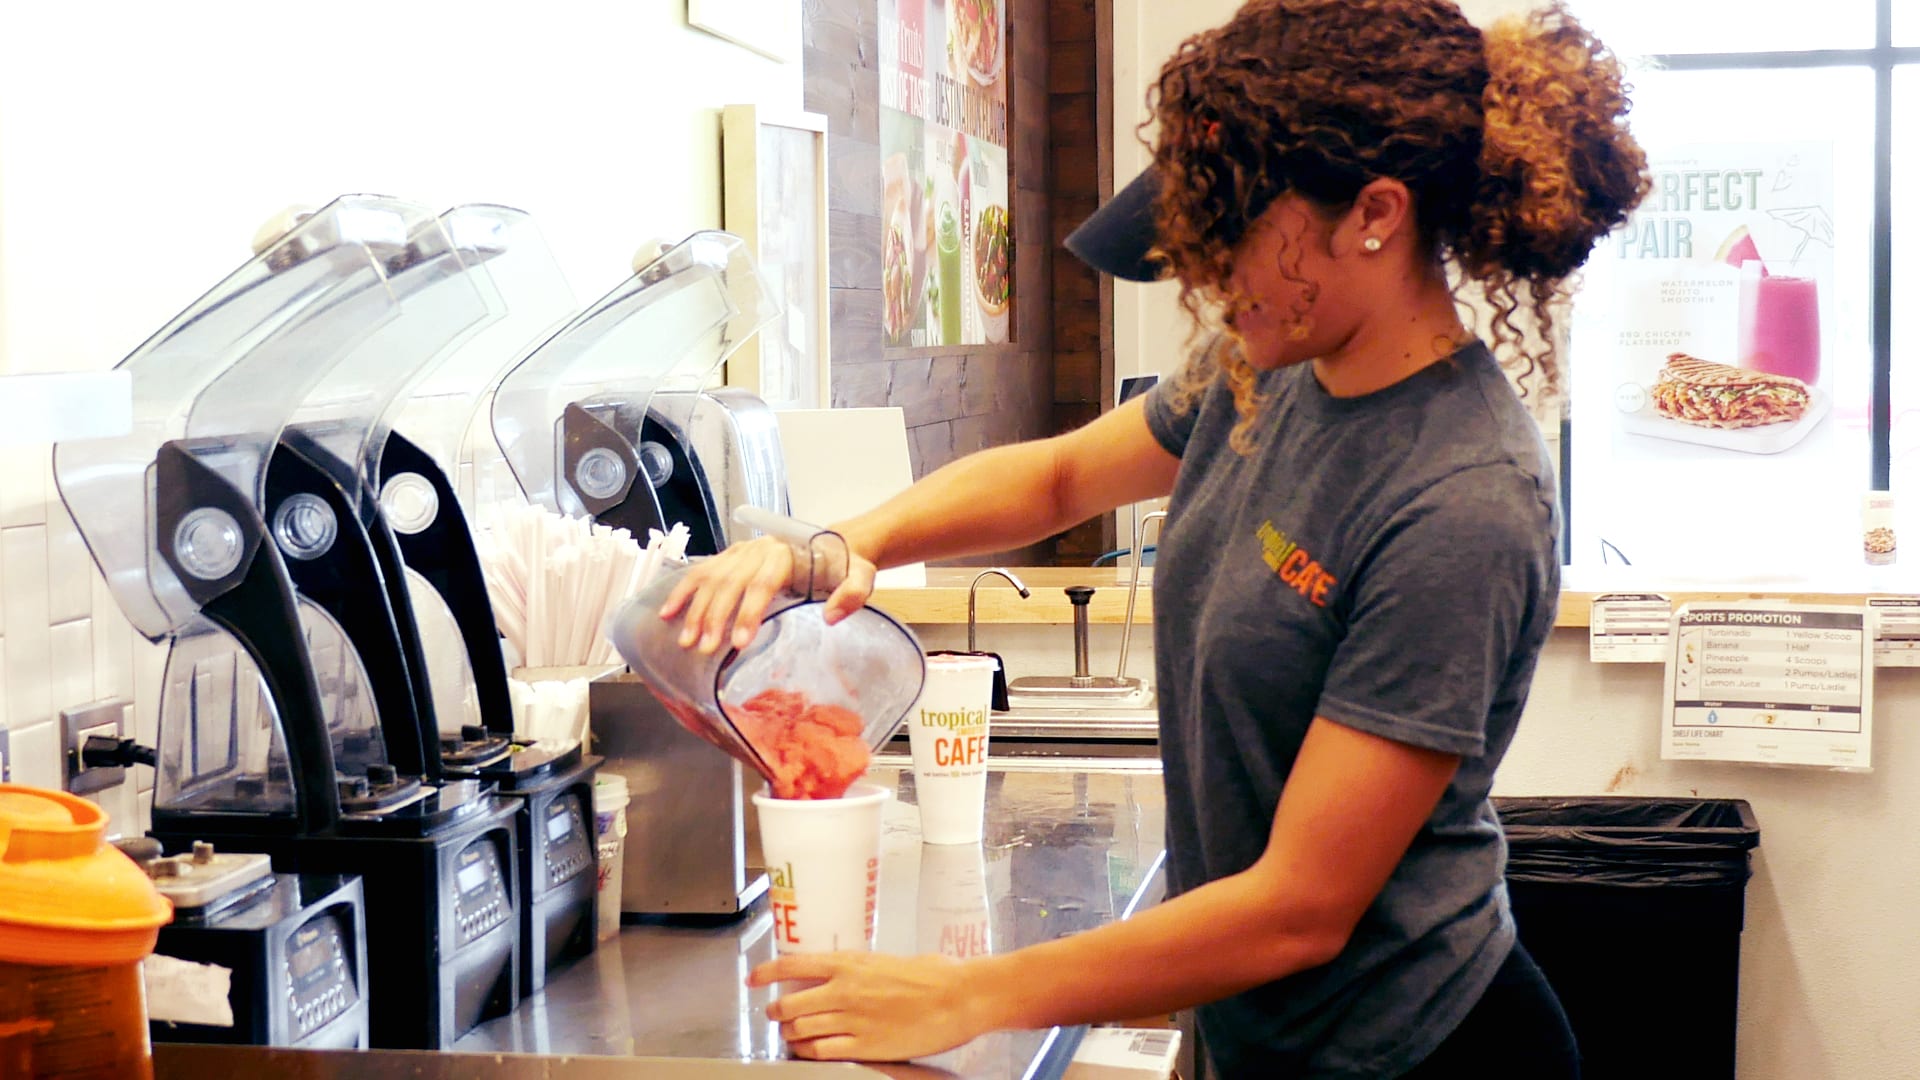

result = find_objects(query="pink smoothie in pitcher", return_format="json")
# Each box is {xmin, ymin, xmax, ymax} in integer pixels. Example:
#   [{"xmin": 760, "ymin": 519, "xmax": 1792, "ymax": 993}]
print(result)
[{"xmin": 1737, "ymin": 269, "xmax": 1820, "ymax": 385}]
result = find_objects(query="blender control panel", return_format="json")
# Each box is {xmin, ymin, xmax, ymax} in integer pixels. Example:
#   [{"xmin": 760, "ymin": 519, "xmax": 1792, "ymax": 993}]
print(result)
[
  {"xmin": 285, "ymin": 911, "xmax": 357, "ymax": 1039},
  {"xmin": 453, "ymin": 838, "xmax": 511, "ymax": 946},
  {"xmin": 542, "ymin": 795, "xmax": 592, "ymax": 890}
]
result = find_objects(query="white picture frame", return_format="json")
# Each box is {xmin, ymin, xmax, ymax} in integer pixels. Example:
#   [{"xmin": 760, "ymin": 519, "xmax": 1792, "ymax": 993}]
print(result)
[
  {"xmin": 723, "ymin": 104, "xmax": 832, "ymax": 412},
  {"xmin": 688, "ymin": 0, "xmax": 798, "ymax": 64}
]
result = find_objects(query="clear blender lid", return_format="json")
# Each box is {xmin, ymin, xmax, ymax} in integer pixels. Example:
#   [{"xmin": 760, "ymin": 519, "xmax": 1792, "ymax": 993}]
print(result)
[
  {"xmin": 390, "ymin": 205, "xmax": 578, "ymax": 486},
  {"xmin": 382, "ymin": 206, "xmax": 579, "ymax": 741},
  {"xmin": 53, "ymin": 195, "xmax": 440, "ymax": 641},
  {"xmin": 490, "ymin": 230, "xmax": 779, "ymax": 518},
  {"xmin": 281, "ymin": 204, "xmax": 491, "ymax": 514}
]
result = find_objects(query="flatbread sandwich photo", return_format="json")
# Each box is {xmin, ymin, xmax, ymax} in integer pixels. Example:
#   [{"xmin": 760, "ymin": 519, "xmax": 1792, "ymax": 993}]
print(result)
[{"xmin": 1650, "ymin": 352, "xmax": 1811, "ymax": 430}]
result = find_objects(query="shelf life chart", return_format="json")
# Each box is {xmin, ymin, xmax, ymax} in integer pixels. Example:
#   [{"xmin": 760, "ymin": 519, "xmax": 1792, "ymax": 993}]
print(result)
[{"xmin": 1663, "ymin": 603, "xmax": 1875, "ymax": 770}]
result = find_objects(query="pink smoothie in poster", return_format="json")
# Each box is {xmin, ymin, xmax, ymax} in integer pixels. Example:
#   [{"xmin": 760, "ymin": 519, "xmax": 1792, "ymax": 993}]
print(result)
[{"xmin": 1737, "ymin": 265, "xmax": 1820, "ymax": 386}]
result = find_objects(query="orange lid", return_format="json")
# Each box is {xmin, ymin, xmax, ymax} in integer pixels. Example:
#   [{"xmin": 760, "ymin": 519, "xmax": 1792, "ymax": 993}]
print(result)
[{"xmin": 0, "ymin": 784, "xmax": 172, "ymax": 966}]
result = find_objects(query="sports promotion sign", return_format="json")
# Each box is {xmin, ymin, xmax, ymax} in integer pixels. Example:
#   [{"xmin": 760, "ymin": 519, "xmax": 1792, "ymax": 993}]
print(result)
[{"xmin": 878, "ymin": 0, "xmax": 1012, "ymax": 347}]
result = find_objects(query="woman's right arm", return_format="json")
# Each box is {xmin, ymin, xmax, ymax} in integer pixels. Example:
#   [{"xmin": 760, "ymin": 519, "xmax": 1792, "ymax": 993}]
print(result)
[
  {"xmin": 662, "ymin": 395, "xmax": 1179, "ymax": 652},
  {"xmin": 838, "ymin": 394, "xmax": 1178, "ymax": 570}
]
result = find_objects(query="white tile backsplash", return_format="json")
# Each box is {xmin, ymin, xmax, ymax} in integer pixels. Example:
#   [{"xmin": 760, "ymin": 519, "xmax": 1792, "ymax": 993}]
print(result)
[
  {"xmin": 45, "ymin": 504, "xmax": 93, "ymax": 624},
  {"xmin": 49, "ymin": 619, "xmax": 94, "ymax": 719},
  {"xmin": 2, "ymin": 525, "xmax": 52, "ymax": 731},
  {"xmin": 0, "ymin": 444, "xmax": 49, "ymax": 529},
  {"xmin": 132, "ymin": 634, "xmax": 166, "ymax": 772},
  {"xmin": 8, "ymin": 720, "xmax": 60, "ymax": 791},
  {"xmin": 0, "ymin": 490, "xmax": 123, "ymax": 793},
  {"xmin": 92, "ymin": 572, "xmax": 136, "ymax": 703},
  {"xmin": 136, "ymin": 788, "xmax": 153, "ymax": 836},
  {"xmin": 87, "ymin": 781, "xmax": 140, "ymax": 841}
]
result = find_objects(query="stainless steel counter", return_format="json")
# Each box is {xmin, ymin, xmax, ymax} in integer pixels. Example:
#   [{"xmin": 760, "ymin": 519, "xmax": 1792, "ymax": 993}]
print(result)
[{"xmin": 445, "ymin": 764, "xmax": 1168, "ymax": 1078}]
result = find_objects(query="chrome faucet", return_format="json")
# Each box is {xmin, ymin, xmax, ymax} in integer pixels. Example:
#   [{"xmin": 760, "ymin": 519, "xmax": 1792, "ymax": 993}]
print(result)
[{"xmin": 968, "ymin": 568, "xmax": 1031, "ymax": 652}]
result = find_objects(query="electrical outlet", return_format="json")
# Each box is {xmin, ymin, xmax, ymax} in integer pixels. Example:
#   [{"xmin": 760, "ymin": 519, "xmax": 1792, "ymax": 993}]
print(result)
[{"xmin": 63, "ymin": 699, "xmax": 133, "ymax": 796}]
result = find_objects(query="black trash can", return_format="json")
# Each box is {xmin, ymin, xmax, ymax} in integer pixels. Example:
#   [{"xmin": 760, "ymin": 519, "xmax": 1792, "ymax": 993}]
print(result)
[{"xmin": 1494, "ymin": 797, "xmax": 1760, "ymax": 1080}]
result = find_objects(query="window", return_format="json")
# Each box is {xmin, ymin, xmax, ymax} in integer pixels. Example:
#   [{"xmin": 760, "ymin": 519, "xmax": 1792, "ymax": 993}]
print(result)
[
  {"xmin": 1562, "ymin": 0, "xmax": 1915, "ymax": 580},
  {"xmin": 1892, "ymin": 67, "xmax": 1920, "ymax": 495},
  {"xmin": 1572, "ymin": 0, "xmax": 1876, "ymax": 56}
]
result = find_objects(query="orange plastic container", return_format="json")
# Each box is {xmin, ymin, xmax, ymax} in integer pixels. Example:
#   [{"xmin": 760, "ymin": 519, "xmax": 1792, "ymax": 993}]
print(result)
[{"xmin": 0, "ymin": 784, "xmax": 173, "ymax": 1079}]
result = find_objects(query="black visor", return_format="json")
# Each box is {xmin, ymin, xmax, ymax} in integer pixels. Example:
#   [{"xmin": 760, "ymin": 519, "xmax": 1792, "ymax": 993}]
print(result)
[{"xmin": 1063, "ymin": 167, "xmax": 1171, "ymax": 283}]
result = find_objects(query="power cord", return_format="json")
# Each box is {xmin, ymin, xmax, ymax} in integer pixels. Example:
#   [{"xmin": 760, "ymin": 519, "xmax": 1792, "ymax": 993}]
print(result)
[{"xmin": 80, "ymin": 735, "xmax": 157, "ymax": 770}]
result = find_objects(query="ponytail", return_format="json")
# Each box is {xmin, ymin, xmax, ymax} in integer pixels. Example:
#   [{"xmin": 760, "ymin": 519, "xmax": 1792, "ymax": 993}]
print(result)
[{"xmin": 1460, "ymin": 2, "xmax": 1652, "ymax": 392}]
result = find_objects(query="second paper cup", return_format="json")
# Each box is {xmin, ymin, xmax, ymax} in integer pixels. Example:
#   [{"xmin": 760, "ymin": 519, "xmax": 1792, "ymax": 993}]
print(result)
[
  {"xmin": 907, "ymin": 654, "xmax": 996, "ymax": 844},
  {"xmin": 753, "ymin": 783, "xmax": 890, "ymax": 954}
]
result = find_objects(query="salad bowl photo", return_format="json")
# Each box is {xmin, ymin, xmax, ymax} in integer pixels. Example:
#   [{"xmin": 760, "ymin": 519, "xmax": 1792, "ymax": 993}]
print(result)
[{"xmin": 972, "ymin": 202, "xmax": 1011, "ymax": 343}]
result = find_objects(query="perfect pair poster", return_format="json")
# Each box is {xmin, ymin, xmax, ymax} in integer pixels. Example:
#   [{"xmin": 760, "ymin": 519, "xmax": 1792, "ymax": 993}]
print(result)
[
  {"xmin": 1567, "ymin": 141, "xmax": 1856, "ymax": 572},
  {"xmin": 1590, "ymin": 141, "xmax": 1839, "ymax": 454},
  {"xmin": 878, "ymin": 0, "xmax": 1012, "ymax": 347}
]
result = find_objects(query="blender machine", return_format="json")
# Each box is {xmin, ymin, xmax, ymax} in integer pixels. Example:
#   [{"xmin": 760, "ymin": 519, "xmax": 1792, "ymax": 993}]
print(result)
[
  {"xmin": 53, "ymin": 196, "xmax": 522, "ymax": 1050},
  {"xmin": 127, "ymin": 837, "xmax": 370, "ymax": 1050},
  {"xmin": 493, "ymin": 231, "xmax": 787, "ymax": 916},
  {"xmin": 370, "ymin": 204, "xmax": 602, "ymax": 994}
]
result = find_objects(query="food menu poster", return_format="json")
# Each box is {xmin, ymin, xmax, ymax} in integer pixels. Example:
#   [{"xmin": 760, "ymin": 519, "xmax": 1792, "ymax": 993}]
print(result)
[
  {"xmin": 1662, "ymin": 603, "xmax": 1873, "ymax": 770},
  {"xmin": 879, "ymin": 0, "xmax": 1012, "ymax": 348},
  {"xmin": 1581, "ymin": 141, "xmax": 1838, "ymax": 454}
]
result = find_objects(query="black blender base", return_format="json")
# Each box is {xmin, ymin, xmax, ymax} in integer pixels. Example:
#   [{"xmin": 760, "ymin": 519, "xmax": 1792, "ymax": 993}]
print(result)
[
  {"xmin": 153, "ymin": 794, "xmax": 525, "ymax": 1051},
  {"xmin": 147, "ymin": 874, "xmax": 369, "ymax": 1050},
  {"xmin": 501, "ymin": 752, "xmax": 602, "ymax": 996}
]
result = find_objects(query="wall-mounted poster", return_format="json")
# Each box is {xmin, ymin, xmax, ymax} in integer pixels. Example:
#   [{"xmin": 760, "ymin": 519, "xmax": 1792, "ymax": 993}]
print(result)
[
  {"xmin": 1568, "ymin": 141, "xmax": 1859, "ymax": 574},
  {"xmin": 878, "ymin": 0, "xmax": 1012, "ymax": 347}
]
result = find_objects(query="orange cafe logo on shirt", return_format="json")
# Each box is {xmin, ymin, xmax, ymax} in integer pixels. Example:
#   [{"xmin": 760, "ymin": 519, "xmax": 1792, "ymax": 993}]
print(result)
[{"xmin": 1258, "ymin": 521, "xmax": 1337, "ymax": 608}]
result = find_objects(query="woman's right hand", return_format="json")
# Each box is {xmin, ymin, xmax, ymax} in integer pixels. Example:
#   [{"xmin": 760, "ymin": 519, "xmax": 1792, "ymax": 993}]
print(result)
[{"xmin": 657, "ymin": 537, "xmax": 878, "ymax": 655}]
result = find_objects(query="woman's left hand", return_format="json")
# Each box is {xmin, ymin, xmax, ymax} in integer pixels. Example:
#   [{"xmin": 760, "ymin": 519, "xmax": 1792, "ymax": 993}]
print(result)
[{"xmin": 748, "ymin": 951, "xmax": 995, "ymax": 1062}]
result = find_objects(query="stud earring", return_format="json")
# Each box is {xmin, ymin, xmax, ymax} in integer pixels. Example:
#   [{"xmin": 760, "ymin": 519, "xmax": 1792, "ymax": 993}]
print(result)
[{"xmin": 1363, "ymin": 237, "xmax": 1383, "ymax": 253}]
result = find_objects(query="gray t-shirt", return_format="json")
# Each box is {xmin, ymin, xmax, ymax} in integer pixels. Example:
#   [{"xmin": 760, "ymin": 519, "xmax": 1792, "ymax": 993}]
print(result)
[{"xmin": 1143, "ymin": 340, "xmax": 1560, "ymax": 1078}]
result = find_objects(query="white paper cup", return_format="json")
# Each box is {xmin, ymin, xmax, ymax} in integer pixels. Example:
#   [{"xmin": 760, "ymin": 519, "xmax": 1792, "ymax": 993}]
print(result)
[
  {"xmin": 592, "ymin": 776, "xmax": 630, "ymax": 942},
  {"xmin": 907, "ymin": 654, "xmax": 996, "ymax": 844},
  {"xmin": 916, "ymin": 842, "xmax": 992, "ymax": 960},
  {"xmin": 752, "ymin": 783, "xmax": 890, "ymax": 954}
]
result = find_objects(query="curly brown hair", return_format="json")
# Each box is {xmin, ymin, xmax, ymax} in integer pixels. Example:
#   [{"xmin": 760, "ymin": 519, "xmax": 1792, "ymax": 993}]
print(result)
[{"xmin": 1146, "ymin": 0, "xmax": 1651, "ymax": 447}]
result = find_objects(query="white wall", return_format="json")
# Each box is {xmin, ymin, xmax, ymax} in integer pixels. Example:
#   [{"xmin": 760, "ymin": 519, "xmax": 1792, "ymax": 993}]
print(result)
[
  {"xmin": 0, "ymin": 1, "xmax": 801, "ymax": 829},
  {"xmin": 1107, "ymin": 0, "xmax": 1239, "ymax": 386}
]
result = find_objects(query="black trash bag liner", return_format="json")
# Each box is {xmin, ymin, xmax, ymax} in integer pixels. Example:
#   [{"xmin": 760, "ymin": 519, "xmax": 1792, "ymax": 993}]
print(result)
[{"xmin": 1494, "ymin": 796, "xmax": 1760, "ymax": 889}]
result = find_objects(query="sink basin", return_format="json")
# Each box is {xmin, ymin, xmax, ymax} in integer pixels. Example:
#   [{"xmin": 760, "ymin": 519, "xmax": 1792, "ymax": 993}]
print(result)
[{"xmin": 1005, "ymin": 683, "xmax": 1156, "ymax": 712}]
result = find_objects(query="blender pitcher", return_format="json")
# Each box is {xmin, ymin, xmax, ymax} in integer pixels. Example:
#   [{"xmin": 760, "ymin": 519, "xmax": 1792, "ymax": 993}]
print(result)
[{"xmin": 604, "ymin": 508, "xmax": 925, "ymax": 795}]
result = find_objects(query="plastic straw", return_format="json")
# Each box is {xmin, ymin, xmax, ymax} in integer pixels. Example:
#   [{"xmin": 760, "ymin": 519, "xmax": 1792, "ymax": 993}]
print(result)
[{"xmin": 478, "ymin": 503, "xmax": 663, "ymax": 668}]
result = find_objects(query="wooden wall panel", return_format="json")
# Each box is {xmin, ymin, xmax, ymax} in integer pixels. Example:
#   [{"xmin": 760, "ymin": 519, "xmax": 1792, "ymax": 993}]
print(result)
[
  {"xmin": 1046, "ymin": 0, "xmax": 1111, "ymax": 564},
  {"xmin": 807, "ymin": 0, "xmax": 1107, "ymax": 567}
]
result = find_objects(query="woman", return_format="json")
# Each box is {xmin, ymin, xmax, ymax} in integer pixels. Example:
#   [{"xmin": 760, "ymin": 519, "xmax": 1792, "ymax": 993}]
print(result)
[{"xmin": 663, "ymin": 1, "xmax": 1648, "ymax": 1074}]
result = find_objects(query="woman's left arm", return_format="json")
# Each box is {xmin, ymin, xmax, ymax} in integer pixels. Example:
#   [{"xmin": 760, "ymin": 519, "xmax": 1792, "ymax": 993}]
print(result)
[{"xmin": 752, "ymin": 718, "xmax": 1458, "ymax": 1061}]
